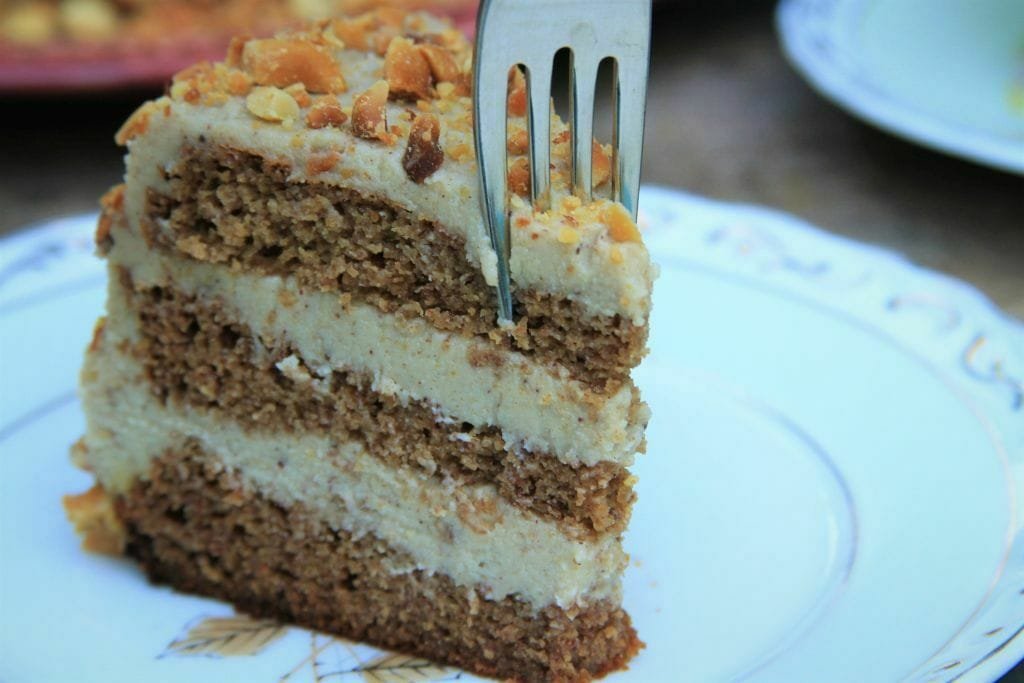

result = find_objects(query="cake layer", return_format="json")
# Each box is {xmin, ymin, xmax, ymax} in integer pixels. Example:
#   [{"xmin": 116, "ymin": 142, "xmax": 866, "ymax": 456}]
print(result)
[
  {"xmin": 81, "ymin": 333, "xmax": 627, "ymax": 609},
  {"xmin": 115, "ymin": 440, "xmax": 641, "ymax": 682},
  {"xmin": 105, "ymin": 215, "xmax": 648, "ymax": 468},
  {"xmin": 119, "ymin": 268, "xmax": 635, "ymax": 538},
  {"xmin": 138, "ymin": 144, "xmax": 646, "ymax": 390}
]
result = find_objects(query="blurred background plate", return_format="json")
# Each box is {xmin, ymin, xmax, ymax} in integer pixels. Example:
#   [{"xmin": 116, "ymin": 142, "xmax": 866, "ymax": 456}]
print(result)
[
  {"xmin": 776, "ymin": 0, "xmax": 1024, "ymax": 175},
  {"xmin": 0, "ymin": 0, "xmax": 478, "ymax": 92}
]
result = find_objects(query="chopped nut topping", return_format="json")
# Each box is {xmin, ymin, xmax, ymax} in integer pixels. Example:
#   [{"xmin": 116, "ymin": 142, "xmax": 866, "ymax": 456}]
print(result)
[
  {"xmin": 402, "ymin": 112, "xmax": 444, "ymax": 183},
  {"xmin": 592, "ymin": 141, "xmax": 612, "ymax": 187},
  {"xmin": 242, "ymin": 38, "xmax": 345, "ymax": 93},
  {"xmin": 419, "ymin": 43, "xmax": 461, "ymax": 84},
  {"xmin": 603, "ymin": 203, "xmax": 642, "ymax": 243},
  {"xmin": 305, "ymin": 150, "xmax": 341, "ymax": 175},
  {"xmin": 351, "ymin": 80, "xmax": 391, "ymax": 142},
  {"xmin": 507, "ymin": 68, "xmax": 527, "ymax": 117},
  {"xmin": 306, "ymin": 95, "xmax": 347, "ymax": 129},
  {"xmin": 507, "ymin": 157, "xmax": 530, "ymax": 196},
  {"xmin": 558, "ymin": 227, "xmax": 581, "ymax": 244},
  {"xmin": 225, "ymin": 35, "xmax": 249, "ymax": 67},
  {"xmin": 245, "ymin": 86, "xmax": 300, "ymax": 124},
  {"xmin": 284, "ymin": 82, "xmax": 311, "ymax": 107},
  {"xmin": 331, "ymin": 14, "xmax": 374, "ymax": 50},
  {"xmin": 376, "ymin": 6, "xmax": 408, "ymax": 27},
  {"xmin": 448, "ymin": 142, "xmax": 473, "ymax": 162},
  {"xmin": 115, "ymin": 100, "xmax": 158, "ymax": 145},
  {"xmin": 385, "ymin": 36, "xmax": 432, "ymax": 101},
  {"xmin": 226, "ymin": 70, "xmax": 253, "ymax": 96},
  {"xmin": 507, "ymin": 128, "xmax": 528, "ymax": 155}
]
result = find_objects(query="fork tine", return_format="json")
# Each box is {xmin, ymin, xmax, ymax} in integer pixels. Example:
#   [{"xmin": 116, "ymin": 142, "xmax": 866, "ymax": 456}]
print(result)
[
  {"xmin": 613, "ymin": 57, "xmax": 648, "ymax": 220},
  {"xmin": 525, "ymin": 59, "xmax": 553, "ymax": 211},
  {"xmin": 473, "ymin": 62, "xmax": 514, "ymax": 322},
  {"xmin": 570, "ymin": 51, "xmax": 598, "ymax": 202}
]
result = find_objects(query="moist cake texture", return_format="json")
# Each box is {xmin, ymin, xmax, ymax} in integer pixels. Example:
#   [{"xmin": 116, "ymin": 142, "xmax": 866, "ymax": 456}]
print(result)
[{"xmin": 66, "ymin": 8, "xmax": 654, "ymax": 682}]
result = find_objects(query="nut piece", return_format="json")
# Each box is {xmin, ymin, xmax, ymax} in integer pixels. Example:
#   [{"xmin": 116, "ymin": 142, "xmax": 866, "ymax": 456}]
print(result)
[
  {"xmin": 246, "ymin": 86, "xmax": 300, "ymax": 124},
  {"xmin": 385, "ymin": 36, "xmax": 432, "ymax": 101},
  {"xmin": 592, "ymin": 141, "xmax": 612, "ymax": 187},
  {"xmin": 306, "ymin": 150, "xmax": 341, "ymax": 175},
  {"xmin": 507, "ymin": 68, "xmax": 527, "ymax": 117},
  {"xmin": 306, "ymin": 95, "xmax": 348, "ymax": 129},
  {"xmin": 115, "ymin": 101, "xmax": 158, "ymax": 145},
  {"xmin": 331, "ymin": 14, "xmax": 375, "ymax": 50},
  {"xmin": 402, "ymin": 113, "xmax": 444, "ymax": 183},
  {"xmin": 603, "ymin": 203, "xmax": 642, "ymax": 243},
  {"xmin": 63, "ymin": 484, "xmax": 125, "ymax": 556},
  {"xmin": 352, "ymin": 80, "xmax": 391, "ymax": 141},
  {"xmin": 419, "ymin": 44, "xmax": 461, "ymax": 84},
  {"xmin": 242, "ymin": 38, "xmax": 346, "ymax": 93},
  {"xmin": 507, "ymin": 157, "xmax": 530, "ymax": 196}
]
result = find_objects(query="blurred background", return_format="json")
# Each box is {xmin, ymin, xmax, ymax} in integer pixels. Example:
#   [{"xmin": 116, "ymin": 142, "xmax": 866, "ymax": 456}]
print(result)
[{"xmin": 0, "ymin": 0, "xmax": 1022, "ymax": 678}]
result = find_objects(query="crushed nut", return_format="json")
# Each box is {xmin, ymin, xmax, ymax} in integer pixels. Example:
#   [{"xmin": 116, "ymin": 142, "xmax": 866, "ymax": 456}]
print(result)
[
  {"xmin": 507, "ymin": 157, "xmax": 530, "ymax": 196},
  {"xmin": 385, "ymin": 36, "xmax": 432, "ymax": 101},
  {"xmin": 242, "ymin": 38, "xmax": 345, "ymax": 93},
  {"xmin": 331, "ymin": 14, "xmax": 374, "ymax": 50},
  {"xmin": 507, "ymin": 128, "xmax": 528, "ymax": 155},
  {"xmin": 603, "ymin": 203, "xmax": 642, "ymax": 243},
  {"xmin": 351, "ymin": 80, "xmax": 391, "ymax": 141},
  {"xmin": 305, "ymin": 150, "xmax": 341, "ymax": 175},
  {"xmin": 376, "ymin": 6, "xmax": 407, "ymax": 26},
  {"xmin": 448, "ymin": 142, "xmax": 472, "ymax": 162},
  {"xmin": 419, "ymin": 44, "xmax": 461, "ymax": 84},
  {"xmin": 245, "ymin": 86, "xmax": 300, "ymax": 124},
  {"xmin": 592, "ymin": 141, "xmax": 612, "ymax": 187},
  {"xmin": 284, "ymin": 82, "xmax": 312, "ymax": 108},
  {"xmin": 306, "ymin": 95, "xmax": 347, "ymax": 128},
  {"xmin": 402, "ymin": 112, "xmax": 444, "ymax": 183},
  {"xmin": 225, "ymin": 35, "xmax": 250, "ymax": 66},
  {"xmin": 558, "ymin": 227, "xmax": 581, "ymax": 244},
  {"xmin": 507, "ymin": 68, "xmax": 527, "ymax": 116},
  {"xmin": 115, "ymin": 100, "xmax": 158, "ymax": 145},
  {"xmin": 226, "ymin": 70, "xmax": 253, "ymax": 96}
]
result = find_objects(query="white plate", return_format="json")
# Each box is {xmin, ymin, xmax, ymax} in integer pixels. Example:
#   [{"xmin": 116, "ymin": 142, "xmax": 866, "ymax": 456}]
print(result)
[
  {"xmin": 1, "ymin": 187, "xmax": 1022, "ymax": 682},
  {"xmin": 776, "ymin": 0, "xmax": 1024, "ymax": 174}
]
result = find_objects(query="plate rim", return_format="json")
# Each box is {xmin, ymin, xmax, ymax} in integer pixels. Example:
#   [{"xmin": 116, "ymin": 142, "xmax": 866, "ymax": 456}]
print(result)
[{"xmin": 775, "ymin": 0, "xmax": 1024, "ymax": 175}]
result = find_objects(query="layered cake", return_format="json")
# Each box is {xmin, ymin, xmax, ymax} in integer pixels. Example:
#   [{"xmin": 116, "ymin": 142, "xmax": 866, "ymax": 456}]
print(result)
[{"xmin": 64, "ymin": 9, "xmax": 654, "ymax": 681}]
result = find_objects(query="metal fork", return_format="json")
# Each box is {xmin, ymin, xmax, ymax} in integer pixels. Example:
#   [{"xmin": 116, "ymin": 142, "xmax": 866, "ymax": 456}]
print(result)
[{"xmin": 473, "ymin": 0, "xmax": 652, "ymax": 323}]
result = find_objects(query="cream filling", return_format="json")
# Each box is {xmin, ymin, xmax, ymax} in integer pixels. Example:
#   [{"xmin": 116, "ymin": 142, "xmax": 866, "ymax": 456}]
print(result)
[
  {"xmin": 122, "ymin": 96, "xmax": 654, "ymax": 325},
  {"xmin": 108, "ymin": 227, "xmax": 646, "ymax": 467},
  {"xmin": 81, "ymin": 338, "xmax": 625, "ymax": 609}
]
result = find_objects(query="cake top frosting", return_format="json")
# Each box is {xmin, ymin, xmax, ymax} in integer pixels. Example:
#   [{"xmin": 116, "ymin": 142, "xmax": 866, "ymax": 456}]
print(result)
[{"xmin": 115, "ymin": 8, "xmax": 655, "ymax": 325}]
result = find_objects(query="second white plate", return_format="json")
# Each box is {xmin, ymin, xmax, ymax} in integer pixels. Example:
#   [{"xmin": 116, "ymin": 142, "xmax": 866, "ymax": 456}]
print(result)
[{"xmin": 777, "ymin": 0, "xmax": 1024, "ymax": 174}]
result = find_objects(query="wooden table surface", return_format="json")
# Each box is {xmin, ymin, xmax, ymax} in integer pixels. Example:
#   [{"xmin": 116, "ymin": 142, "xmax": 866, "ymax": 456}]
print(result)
[{"xmin": 0, "ymin": 0, "xmax": 1022, "ymax": 679}]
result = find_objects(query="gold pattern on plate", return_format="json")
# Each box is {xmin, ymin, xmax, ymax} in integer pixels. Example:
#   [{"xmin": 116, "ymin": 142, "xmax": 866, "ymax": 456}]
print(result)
[
  {"xmin": 163, "ymin": 614, "xmax": 462, "ymax": 682},
  {"xmin": 162, "ymin": 615, "xmax": 287, "ymax": 658}
]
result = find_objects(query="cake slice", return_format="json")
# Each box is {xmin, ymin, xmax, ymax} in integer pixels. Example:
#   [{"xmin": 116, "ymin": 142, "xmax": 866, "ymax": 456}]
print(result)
[{"xmin": 65, "ymin": 9, "xmax": 654, "ymax": 681}]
